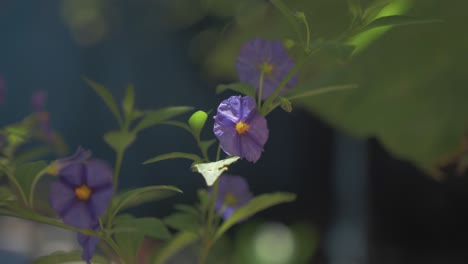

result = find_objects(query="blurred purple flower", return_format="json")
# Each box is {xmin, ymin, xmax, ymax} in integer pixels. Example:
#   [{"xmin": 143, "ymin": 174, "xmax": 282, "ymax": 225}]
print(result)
[
  {"xmin": 214, "ymin": 95, "xmax": 268, "ymax": 163},
  {"xmin": 31, "ymin": 90, "xmax": 53, "ymax": 140},
  {"xmin": 236, "ymin": 38, "xmax": 298, "ymax": 100},
  {"xmin": 77, "ymin": 224, "xmax": 100, "ymax": 264},
  {"xmin": 48, "ymin": 147, "xmax": 92, "ymax": 175},
  {"xmin": 49, "ymin": 160, "xmax": 113, "ymax": 229},
  {"xmin": 213, "ymin": 174, "xmax": 253, "ymax": 220}
]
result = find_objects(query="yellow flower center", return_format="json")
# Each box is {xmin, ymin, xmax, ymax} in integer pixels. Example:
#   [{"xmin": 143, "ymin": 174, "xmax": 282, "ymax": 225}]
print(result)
[
  {"xmin": 259, "ymin": 62, "xmax": 274, "ymax": 75},
  {"xmin": 224, "ymin": 193, "xmax": 237, "ymax": 206},
  {"xmin": 235, "ymin": 121, "xmax": 250, "ymax": 135},
  {"xmin": 75, "ymin": 185, "xmax": 92, "ymax": 201},
  {"xmin": 47, "ymin": 163, "xmax": 59, "ymax": 176}
]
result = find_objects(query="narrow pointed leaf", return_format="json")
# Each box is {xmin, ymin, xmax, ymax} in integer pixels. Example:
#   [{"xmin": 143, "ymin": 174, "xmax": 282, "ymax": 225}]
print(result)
[
  {"xmin": 152, "ymin": 232, "xmax": 199, "ymax": 264},
  {"xmin": 103, "ymin": 130, "xmax": 136, "ymax": 152},
  {"xmin": 114, "ymin": 214, "xmax": 172, "ymax": 240},
  {"xmin": 215, "ymin": 192, "xmax": 297, "ymax": 240},
  {"xmin": 122, "ymin": 84, "xmax": 135, "ymax": 122},
  {"xmin": 361, "ymin": 15, "xmax": 442, "ymax": 32},
  {"xmin": 163, "ymin": 212, "xmax": 201, "ymax": 234},
  {"xmin": 143, "ymin": 152, "xmax": 203, "ymax": 165},
  {"xmin": 84, "ymin": 78, "xmax": 123, "ymax": 126},
  {"xmin": 133, "ymin": 106, "xmax": 193, "ymax": 133}
]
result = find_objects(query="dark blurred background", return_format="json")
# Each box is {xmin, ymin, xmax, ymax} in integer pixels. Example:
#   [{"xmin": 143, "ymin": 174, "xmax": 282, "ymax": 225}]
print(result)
[{"xmin": 0, "ymin": 0, "xmax": 467, "ymax": 263}]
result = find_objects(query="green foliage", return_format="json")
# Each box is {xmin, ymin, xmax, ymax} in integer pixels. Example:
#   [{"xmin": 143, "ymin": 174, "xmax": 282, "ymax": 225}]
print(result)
[
  {"xmin": 109, "ymin": 185, "xmax": 182, "ymax": 219},
  {"xmin": 360, "ymin": 15, "xmax": 442, "ymax": 32},
  {"xmin": 143, "ymin": 152, "xmax": 203, "ymax": 165},
  {"xmin": 15, "ymin": 161, "xmax": 48, "ymax": 206},
  {"xmin": 84, "ymin": 78, "xmax": 123, "ymax": 127},
  {"xmin": 33, "ymin": 251, "xmax": 108, "ymax": 264},
  {"xmin": 215, "ymin": 192, "xmax": 296, "ymax": 240},
  {"xmin": 216, "ymin": 83, "xmax": 256, "ymax": 98},
  {"xmin": 103, "ymin": 130, "xmax": 136, "ymax": 153},
  {"xmin": 122, "ymin": 84, "xmax": 135, "ymax": 123},
  {"xmin": 192, "ymin": 156, "xmax": 240, "ymax": 186},
  {"xmin": 164, "ymin": 212, "xmax": 202, "ymax": 234},
  {"xmin": 114, "ymin": 214, "xmax": 172, "ymax": 240},
  {"xmin": 0, "ymin": 187, "xmax": 15, "ymax": 205},
  {"xmin": 134, "ymin": 106, "xmax": 194, "ymax": 133},
  {"xmin": 278, "ymin": 97, "xmax": 292, "ymax": 112},
  {"xmin": 152, "ymin": 231, "xmax": 199, "ymax": 264}
]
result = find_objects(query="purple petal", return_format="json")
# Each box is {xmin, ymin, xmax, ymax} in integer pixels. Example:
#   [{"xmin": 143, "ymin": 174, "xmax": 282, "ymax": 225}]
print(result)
[
  {"xmin": 31, "ymin": 90, "xmax": 47, "ymax": 112},
  {"xmin": 215, "ymin": 96, "xmax": 243, "ymax": 123},
  {"xmin": 221, "ymin": 207, "xmax": 236, "ymax": 220},
  {"xmin": 60, "ymin": 163, "xmax": 86, "ymax": 187},
  {"xmin": 62, "ymin": 202, "xmax": 94, "ymax": 229},
  {"xmin": 53, "ymin": 147, "xmax": 92, "ymax": 174},
  {"xmin": 239, "ymin": 135, "xmax": 263, "ymax": 163},
  {"xmin": 77, "ymin": 227, "xmax": 100, "ymax": 264},
  {"xmin": 49, "ymin": 181, "xmax": 76, "ymax": 216},
  {"xmin": 214, "ymin": 123, "xmax": 241, "ymax": 157},
  {"xmin": 89, "ymin": 187, "xmax": 113, "ymax": 218},
  {"xmin": 84, "ymin": 160, "xmax": 113, "ymax": 188}
]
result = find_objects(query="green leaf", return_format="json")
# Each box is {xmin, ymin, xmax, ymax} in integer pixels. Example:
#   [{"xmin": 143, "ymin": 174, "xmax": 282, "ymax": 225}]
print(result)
[
  {"xmin": 321, "ymin": 42, "xmax": 356, "ymax": 61},
  {"xmin": 84, "ymin": 78, "xmax": 123, "ymax": 126},
  {"xmin": 15, "ymin": 161, "xmax": 48, "ymax": 204},
  {"xmin": 122, "ymin": 84, "xmax": 135, "ymax": 122},
  {"xmin": 278, "ymin": 97, "xmax": 292, "ymax": 112},
  {"xmin": 163, "ymin": 212, "xmax": 201, "ymax": 234},
  {"xmin": 143, "ymin": 152, "xmax": 203, "ymax": 165},
  {"xmin": 133, "ymin": 106, "xmax": 194, "ymax": 133},
  {"xmin": 192, "ymin": 156, "xmax": 240, "ymax": 186},
  {"xmin": 188, "ymin": 110, "xmax": 208, "ymax": 138},
  {"xmin": 174, "ymin": 204, "xmax": 199, "ymax": 217},
  {"xmin": 114, "ymin": 214, "xmax": 172, "ymax": 240},
  {"xmin": 114, "ymin": 227, "xmax": 143, "ymax": 264},
  {"xmin": 103, "ymin": 130, "xmax": 136, "ymax": 153},
  {"xmin": 0, "ymin": 187, "xmax": 15, "ymax": 203},
  {"xmin": 152, "ymin": 232, "xmax": 199, "ymax": 264},
  {"xmin": 215, "ymin": 192, "xmax": 297, "ymax": 240},
  {"xmin": 347, "ymin": 0, "xmax": 363, "ymax": 22},
  {"xmin": 110, "ymin": 185, "xmax": 182, "ymax": 217},
  {"xmin": 33, "ymin": 251, "xmax": 108, "ymax": 264},
  {"xmin": 361, "ymin": 15, "xmax": 442, "ymax": 32},
  {"xmin": 285, "ymin": 84, "xmax": 357, "ymax": 101},
  {"xmin": 200, "ymin": 139, "xmax": 217, "ymax": 155},
  {"xmin": 362, "ymin": 0, "xmax": 393, "ymax": 22},
  {"xmin": 216, "ymin": 83, "xmax": 256, "ymax": 98},
  {"xmin": 270, "ymin": 0, "xmax": 305, "ymax": 44}
]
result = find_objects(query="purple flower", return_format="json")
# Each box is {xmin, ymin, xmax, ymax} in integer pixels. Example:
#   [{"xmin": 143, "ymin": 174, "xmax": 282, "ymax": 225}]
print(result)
[
  {"xmin": 236, "ymin": 38, "xmax": 298, "ymax": 100},
  {"xmin": 48, "ymin": 147, "xmax": 92, "ymax": 175},
  {"xmin": 77, "ymin": 224, "xmax": 100, "ymax": 264},
  {"xmin": 214, "ymin": 174, "xmax": 253, "ymax": 220},
  {"xmin": 49, "ymin": 160, "xmax": 113, "ymax": 229},
  {"xmin": 214, "ymin": 95, "xmax": 269, "ymax": 163}
]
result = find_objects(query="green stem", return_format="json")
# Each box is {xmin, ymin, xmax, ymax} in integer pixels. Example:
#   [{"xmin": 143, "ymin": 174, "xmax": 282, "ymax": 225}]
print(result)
[
  {"xmin": 303, "ymin": 17, "xmax": 311, "ymax": 51},
  {"xmin": 199, "ymin": 178, "xmax": 220, "ymax": 264},
  {"xmin": 29, "ymin": 165, "xmax": 51, "ymax": 208},
  {"xmin": 216, "ymin": 144, "xmax": 221, "ymax": 162},
  {"xmin": 2, "ymin": 168, "xmax": 28, "ymax": 207},
  {"xmin": 257, "ymin": 71, "xmax": 265, "ymax": 108},
  {"xmin": 113, "ymin": 150, "xmax": 124, "ymax": 192}
]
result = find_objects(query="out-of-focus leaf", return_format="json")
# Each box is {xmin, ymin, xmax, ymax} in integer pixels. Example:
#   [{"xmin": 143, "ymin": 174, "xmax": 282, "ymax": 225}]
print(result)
[
  {"xmin": 270, "ymin": 0, "xmax": 304, "ymax": 43},
  {"xmin": 84, "ymin": 78, "xmax": 123, "ymax": 126},
  {"xmin": 360, "ymin": 15, "xmax": 442, "ymax": 32},
  {"xmin": 216, "ymin": 83, "xmax": 256, "ymax": 98},
  {"xmin": 33, "ymin": 251, "xmax": 108, "ymax": 264},
  {"xmin": 110, "ymin": 185, "xmax": 182, "ymax": 216},
  {"xmin": 152, "ymin": 231, "xmax": 199, "ymax": 264},
  {"xmin": 278, "ymin": 96, "xmax": 292, "ymax": 112},
  {"xmin": 143, "ymin": 152, "xmax": 203, "ymax": 165},
  {"xmin": 122, "ymin": 84, "xmax": 135, "ymax": 122},
  {"xmin": 103, "ymin": 130, "xmax": 136, "ymax": 153},
  {"xmin": 16, "ymin": 161, "xmax": 48, "ymax": 204},
  {"xmin": 163, "ymin": 212, "xmax": 201, "ymax": 234},
  {"xmin": 215, "ymin": 192, "xmax": 296, "ymax": 240},
  {"xmin": 133, "ymin": 106, "xmax": 193, "ymax": 133},
  {"xmin": 114, "ymin": 214, "xmax": 172, "ymax": 240}
]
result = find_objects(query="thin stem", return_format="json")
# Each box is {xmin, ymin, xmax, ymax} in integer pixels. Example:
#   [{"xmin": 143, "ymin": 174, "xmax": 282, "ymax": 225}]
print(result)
[
  {"xmin": 199, "ymin": 178, "xmax": 220, "ymax": 264},
  {"xmin": 113, "ymin": 150, "xmax": 124, "ymax": 192},
  {"xmin": 102, "ymin": 236, "xmax": 127, "ymax": 264},
  {"xmin": 257, "ymin": 71, "xmax": 265, "ymax": 108},
  {"xmin": 29, "ymin": 165, "xmax": 51, "ymax": 208},
  {"xmin": 2, "ymin": 168, "xmax": 28, "ymax": 207},
  {"xmin": 303, "ymin": 17, "xmax": 311, "ymax": 51},
  {"xmin": 216, "ymin": 144, "xmax": 221, "ymax": 162}
]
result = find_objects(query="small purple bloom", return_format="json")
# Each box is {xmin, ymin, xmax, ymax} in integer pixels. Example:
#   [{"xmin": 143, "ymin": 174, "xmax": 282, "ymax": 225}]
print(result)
[
  {"xmin": 49, "ymin": 160, "xmax": 113, "ymax": 229},
  {"xmin": 77, "ymin": 224, "xmax": 100, "ymax": 264},
  {"xmin": 214, "ymin": 95, "xmax": 268, "ymax": 163},
  {"xmin": 213, "ymin": 174, "xmax": 253, "ymax": 220},
  {"xmin": 48, "ymin": 147, "xmax": 92, "ymax": 175},
  {"xmin": 236, "ymin": 38, "xmax": 298, "ymax": 100}
]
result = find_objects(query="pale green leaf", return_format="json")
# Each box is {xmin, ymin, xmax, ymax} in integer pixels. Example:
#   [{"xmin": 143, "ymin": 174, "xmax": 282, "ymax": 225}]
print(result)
[
  {"xmin": 192, "ymin": 156, "xmax": 240, "ymax": 186},
  {"xmin": 163, "ymin": 212, "xmax": 201, "ymax": 234},
  {"xmin": 152, "ymin": 232, "xmax": 199, "ymax": 264},
  {"xmin": 114, "ymin": 214, "xmax": 172, "ymax": 240},
  {"xmin": 361, "ymin": 15, "xmax": 442, "ymax": 32}
]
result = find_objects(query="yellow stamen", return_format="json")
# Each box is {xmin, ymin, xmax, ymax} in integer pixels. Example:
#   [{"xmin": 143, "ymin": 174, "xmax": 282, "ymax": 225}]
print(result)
[
  {"xmin": 75, "ymin": 185, "xmax": 92, "ymax": 201},
  {"xmin": 259, "ymin": 62, "xmax": 274, "ymax": 75},
  {"xmin": 235, "ymin": 121, "xmax": 250, "ymax": 135},
  {"xmin": 224, "ymin": 193, "xmax": 237, "ymax": 206}
]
